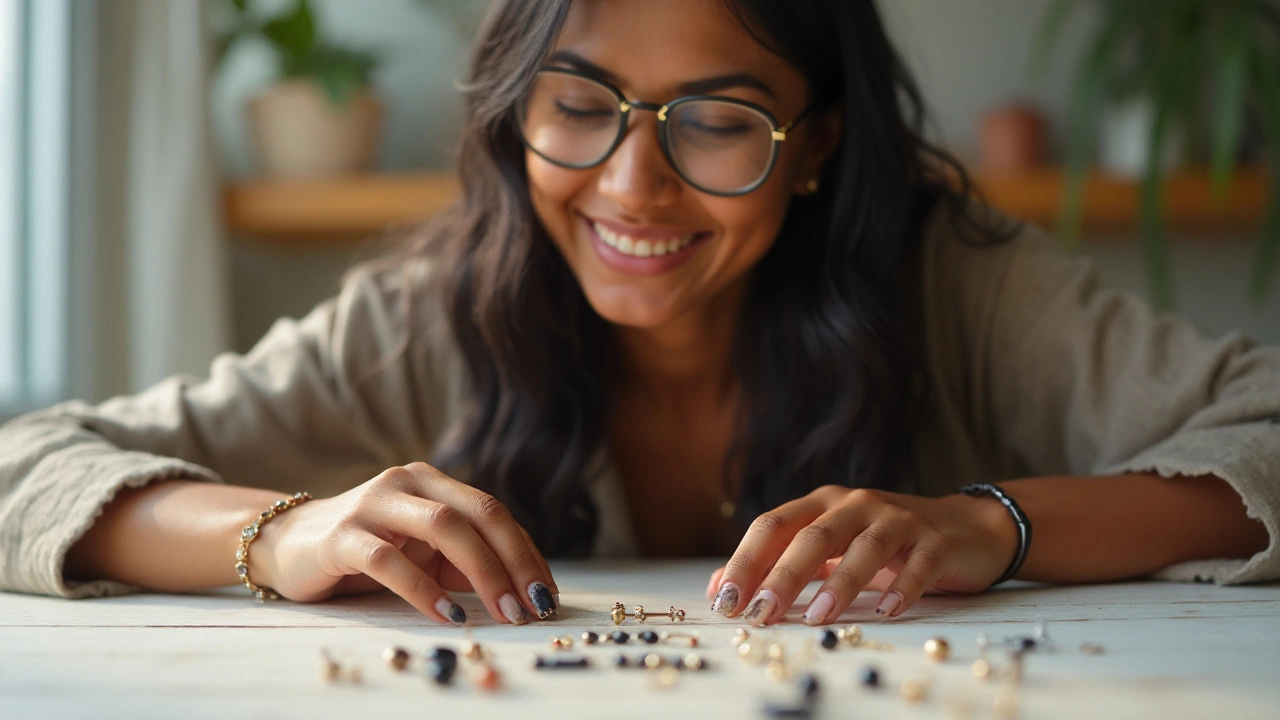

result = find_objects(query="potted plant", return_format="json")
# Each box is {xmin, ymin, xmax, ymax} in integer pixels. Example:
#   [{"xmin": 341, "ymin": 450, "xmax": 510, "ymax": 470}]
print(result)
[
  {"xmin": 1032, "ymin": 0, "xmax": 1280, "ymax": 308},
  {"xmin": 217, "ymin": 0, "xmax": 383, "ymax": 178}
]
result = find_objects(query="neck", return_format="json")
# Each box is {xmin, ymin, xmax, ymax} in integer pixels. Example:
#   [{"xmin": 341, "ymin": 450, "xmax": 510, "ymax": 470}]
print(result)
[{"xmin": 611, "ymin": 279, "xmax": 746, "ymax": 412}]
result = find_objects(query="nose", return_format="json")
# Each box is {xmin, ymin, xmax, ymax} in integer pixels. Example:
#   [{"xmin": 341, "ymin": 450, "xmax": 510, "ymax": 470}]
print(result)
[{"xmin": 596, "ymin": 112, "xmax": 680, "ymax": 212}]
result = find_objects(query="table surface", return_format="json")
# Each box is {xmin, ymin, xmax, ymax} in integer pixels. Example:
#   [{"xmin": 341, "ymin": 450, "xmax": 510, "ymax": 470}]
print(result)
[{"xmin": 2, "ymin": 560, "xmax": 1278, "ymax": 720}]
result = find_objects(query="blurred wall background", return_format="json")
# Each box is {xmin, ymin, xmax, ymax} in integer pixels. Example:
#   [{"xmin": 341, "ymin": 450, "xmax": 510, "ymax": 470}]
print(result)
[{"xmin": 214, "ymin": 0, "xmax": 1280, "ymax": 360}]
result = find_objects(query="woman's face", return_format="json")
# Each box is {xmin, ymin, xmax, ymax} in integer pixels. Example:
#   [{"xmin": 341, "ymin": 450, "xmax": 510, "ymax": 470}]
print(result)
[{"xmin": 525, "ymin": 0, "xmax": 836, "ymax": 330}]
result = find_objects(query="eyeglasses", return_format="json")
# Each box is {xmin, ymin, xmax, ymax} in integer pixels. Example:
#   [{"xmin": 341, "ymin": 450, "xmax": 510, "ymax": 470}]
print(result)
[{"xmin": 516, "ymin": 67, "xmax": 814, "ymax": 197}]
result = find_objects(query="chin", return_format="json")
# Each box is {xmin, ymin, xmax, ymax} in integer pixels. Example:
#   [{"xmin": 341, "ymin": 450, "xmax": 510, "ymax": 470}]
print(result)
[{"xmin": 580, "ymin": 283, "xmax": 678, "ymax": 329}]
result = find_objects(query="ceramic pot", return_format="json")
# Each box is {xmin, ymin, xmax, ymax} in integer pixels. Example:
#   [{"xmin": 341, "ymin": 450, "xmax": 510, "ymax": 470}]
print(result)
[{"xmin": 248, "ymin": 79, "xmax": 383, "ymax": 178}]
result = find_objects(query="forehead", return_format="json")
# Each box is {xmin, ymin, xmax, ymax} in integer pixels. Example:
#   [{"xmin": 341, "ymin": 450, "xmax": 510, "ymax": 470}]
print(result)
[{"xmin": 554, "ymin": 0, "xmax": 803, "ymax": 101}]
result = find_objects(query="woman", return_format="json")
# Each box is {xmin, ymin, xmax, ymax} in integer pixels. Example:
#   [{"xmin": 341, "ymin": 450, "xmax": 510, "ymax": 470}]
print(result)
[{"xmin": 1, "ymin": 0, "xmax": 1275, "ymax": 628}]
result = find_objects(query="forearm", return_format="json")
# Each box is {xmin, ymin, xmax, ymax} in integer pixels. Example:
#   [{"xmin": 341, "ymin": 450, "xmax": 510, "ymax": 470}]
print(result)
[
  {"xmin": 64, "ymin": 480, "xmax": 286, "ymax": 592},
  {"xmin": 998, "ymin": 473, "xmax": 1270, "ymax": 584}
]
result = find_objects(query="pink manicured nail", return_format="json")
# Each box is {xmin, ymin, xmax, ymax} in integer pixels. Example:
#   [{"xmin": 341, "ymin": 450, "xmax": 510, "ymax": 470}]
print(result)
[
  {"xmin": 434, "ymin": 596, "xmax": 467, "ymax": 625},
  {"xmin": 875, "ymin": 592, "xmax": 902, "ymax": 617},
  {"xmin": 743, "ymin": 589, "xmax": 779, "ymax": 627},
  {"xmin": 803, "ymin": 591, "xmax": 836, "ymax": 626},
  {"xmin": 499, "ymin": 593, "xmax": 531, "ymax": 625}
]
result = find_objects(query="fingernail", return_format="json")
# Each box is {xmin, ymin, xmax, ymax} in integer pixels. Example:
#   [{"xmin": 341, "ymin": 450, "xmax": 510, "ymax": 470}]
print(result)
[
  {"xmin": 528, "ymin": 581, "xmax": 557, "ymax": 619},
  {"xmin": 743, "ymin": 589, "xmax": 778, "ymax": 627},
  {"xmin": 803, "ymin": 591, "xmax": 836, "ymax": 626},
  {"xmin": 711, "ymin": 583, "xmax": 741, "ymax": 617},
  {"xmin": 499, "ymin": 593, "xmax": 531, "ymax": 625},
  {"xmin": 435, "ymin": 596, "xmax": 467, "ymax": 625},
  {"xmin": 875, "ymin": 592, "xmax": 902, "ymax": 617}
]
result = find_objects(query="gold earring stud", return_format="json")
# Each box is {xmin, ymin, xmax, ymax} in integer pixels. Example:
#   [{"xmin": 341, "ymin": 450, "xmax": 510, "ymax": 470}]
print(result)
[
  {"xmin": 804, "ymin": 177, "xmax": 820, "ymax": 194},
  {"xmin": 611, "ymin": 601, "xmax": 627, "ymax": 625},
  {"xmin": 634, "ymin": 605, "xmax": 686, "ymax": 623}
]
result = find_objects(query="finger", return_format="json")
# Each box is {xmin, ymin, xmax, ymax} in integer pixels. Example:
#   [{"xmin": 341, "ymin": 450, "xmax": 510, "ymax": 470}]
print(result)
[
  {"xmin": 713, "ymin": 494, "xmax": 829, "ymax": 620},
  {"xmin": 875, "ymin": 542, "xmax": 948, "ymax": 619},
  {"xmin": 437, "ymin": 557, "xmax": 475, "ymax": 593},
  {"xmin": 370, "ymin": 496, "xmax": 531, "ymax": 625},
  {"xmin": 345, "ymin": 534, "xmax": 464, "ymax": 624},
  {"xmin": 517, "ymin": 524, "xmax": 559, "ymax": 599},
  {"xmin": 802, "ymin": 520, "xmax": 911, "ymax": 625},
  {"xmin": 751, "ymin": 506, "xmax": 867, "ymax": 627},
  {"xmin": 706, "ymin": 566, "xmax": 726, "ymax": 600},
  {"xmin": 412, "ymin": 474, "xmax": 558, "ymax": 620},
  {"xmin": 813, "ymin": 558, "xmax": 840, "ymax": 581}
]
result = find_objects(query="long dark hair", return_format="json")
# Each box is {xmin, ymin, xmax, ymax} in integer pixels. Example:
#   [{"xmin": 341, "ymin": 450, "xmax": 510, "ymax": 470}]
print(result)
[{"xmin": 384, "ymin": 0, "xmax": 1012, "ymax": 556}]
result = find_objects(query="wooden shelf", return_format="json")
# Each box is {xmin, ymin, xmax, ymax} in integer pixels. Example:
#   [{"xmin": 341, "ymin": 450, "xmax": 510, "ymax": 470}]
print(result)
[{"xmin": 224, "ymin": 167, "xmax": 1272, "ymax": 242}]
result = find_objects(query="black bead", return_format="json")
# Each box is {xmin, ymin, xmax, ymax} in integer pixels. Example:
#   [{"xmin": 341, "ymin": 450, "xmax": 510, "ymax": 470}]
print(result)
[
  {"xmin": 582, "ymin": 631, "xmax": 600, "ymax": 644},
  {"xmin": 1018, "ymin": 636, "xmax": 1037, "ymax": 651},
  {"xmin": 762, "ymin": 702, "xmax": 814, "ymax": 719},
  {"xmin": 614, "ymin": 653, "xmax": 630, "ymax": 667},
  {"xmin": 639, "ymin": 630, "xmax": 660, "ymax": 644},
  {"xmin": 610, "ymin": 631, "xmax": 631, "ymax": 644},
  {"xmin": 819, "ymin": 629, "xmax": 839, "ymax": 650},
  {"xmin": 859, "ymin": 666, "xmax": 880, "ymax": 688},
  {"xmin": 427, "ymin": 647, "xmax": 458, "ymax": 672},
  {"xmin": 799, "ymin": 673, "xmax": 820, "ymax": 700},
  {"xmin": 426, "ymin": 658, "xmax": 455, "ymax": 685}
]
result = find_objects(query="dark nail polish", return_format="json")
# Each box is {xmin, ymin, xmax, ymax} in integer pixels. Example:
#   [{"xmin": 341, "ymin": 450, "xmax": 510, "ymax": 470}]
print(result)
[
  {"xmin": 712, "ymin": 584, "xmax": 740, "ymax": 616},
  {"xmin": 528, "ymin": 582, "xmax": 557, "ymax": 618},
  {"xmin": 447, "ymin": 602, "xmax": 467, "ymax": 625}
]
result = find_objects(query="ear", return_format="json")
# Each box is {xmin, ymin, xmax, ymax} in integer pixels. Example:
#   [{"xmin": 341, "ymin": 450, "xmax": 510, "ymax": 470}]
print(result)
[{"xmin": 792, "ymin": 107, "xmax": 843, "ymax": 195}]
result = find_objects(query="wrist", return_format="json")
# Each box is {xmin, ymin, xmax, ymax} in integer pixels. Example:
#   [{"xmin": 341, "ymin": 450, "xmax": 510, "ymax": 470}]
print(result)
[{"xmin": 947, "ymin": 487, "xmax": 1021, "ymax": 582}]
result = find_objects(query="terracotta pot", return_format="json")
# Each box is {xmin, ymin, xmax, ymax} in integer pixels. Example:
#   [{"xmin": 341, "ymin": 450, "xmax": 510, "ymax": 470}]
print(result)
[
  {"xmin": 248, "ymin": 79, "xmax": 383, "ymax": 178},
  {"xmin": 979, "ymin": 103, "xmax": 1047, "ymax": 175}
]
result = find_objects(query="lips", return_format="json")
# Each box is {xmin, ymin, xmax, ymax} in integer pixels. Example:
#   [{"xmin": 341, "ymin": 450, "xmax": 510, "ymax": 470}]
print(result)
[{"xmin": 581, "ymin": 214, "xmax": 710, "ymax": 276}]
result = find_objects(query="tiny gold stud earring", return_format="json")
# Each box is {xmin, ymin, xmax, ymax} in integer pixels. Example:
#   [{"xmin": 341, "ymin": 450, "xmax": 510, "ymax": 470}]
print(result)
[
  {"xmin": 611, "ymin": 601, "xmax": 627, "ymax": 625},
  {"xmin": 924, "ymin": 637, "xmax": 951, "ymax": 662},
  {"xmin": 804, "ymin": 177, "xmax": 820, "ymax": 194}
]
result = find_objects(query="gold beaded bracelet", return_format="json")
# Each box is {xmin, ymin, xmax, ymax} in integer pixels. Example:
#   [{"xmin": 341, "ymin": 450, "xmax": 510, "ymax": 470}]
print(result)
[{"xmin": 235, "ymin": 491, "xmax": 311, "ymax": 601}]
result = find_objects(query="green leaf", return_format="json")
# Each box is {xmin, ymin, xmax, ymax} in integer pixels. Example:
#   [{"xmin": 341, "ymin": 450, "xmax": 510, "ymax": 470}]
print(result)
[
  {"xmin": 261, "ymin": 0, "xmax": 317, "ymax": 76},
  {"xmin": 1029, "ymin": 0, "xmax": 1081, "ymax": 83},
  {"xmin": 1248, "ymin": 40, "xmax": 1280, "ymax": 303},
  {"xmin": 1209, "ymin": 7, "xmax": 1250, "ymax": 203},
  {"xmin": 1058, "ymin": 1, "xmax": 1141, "ymax": 249},
  {"xmin": 231, "ymin": 0, "xmax": 248, "ymax": 11}
]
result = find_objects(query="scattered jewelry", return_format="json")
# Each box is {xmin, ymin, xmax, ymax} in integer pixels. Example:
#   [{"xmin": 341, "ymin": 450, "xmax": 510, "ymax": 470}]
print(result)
[
  {"xmin": 426, "ymin": 647, "xmax": 458, "ymax": 686},
  {"xmin": 461, "ymin": 634, "xmax": 486, "ymax": 662},
  {"xmin": 819, "ymin": 629, "xmax": 839, "ymax": 650},
  {"xmin": 581, "ymin": 630, "xmax": 601, "ymax": 645},
  {"xmin": 900, "ymin": 676, "xmax": 929, "ymax": 703},
  {"xmin": 1080, "ymin": 642, "xmax": 1105, "ymax": 655},
  {"xmin": 383, "ymin": 646, "xmax": 410, "ymax": 671},
  {"xmin": 549, "ymin": 634, "xmax": 575, "ymax": 650},
  {"xmin": 731, "ymin": 628, "xmax": 751, "ymax": 647},
  {"xmin": 972, "ymin": 657, "xmax": 993, "ymax": 681},
  {"xmin": 608, "ymin": 630, "xmax": 632, "ymax": 645},
  {"xmin": 470, "ymin": 662, "xmax": 502, "ymax": 692},
  {"xmin": 531, "ymin": 655, "xmax": 590, "ymax": 669},
  {"xmin": 859, "ymin": 666, "xmax": 881, "ymax": 688},
  {"xmin": 638, "ymin": 630, "xmax": 661, "ymax": 644},
  {"xmin": 924, "ymin": 637, "xmax": 951, "ymax": 662},
  {"xmin": 661, "ymin": 631, "xmax": 701, "ymax": 647},
  {"xmin": 318, "ymin": 648, "xmax": 362, "ymax": 684},
  {"xmin": 766, "ymin": 659, "xmax": 792, "ymax": 682},
  {"xmin": 836, "ymin": 625, "xmax": 863, "ymax": 645},
  {"xmin": 634, "ymin": 605, "xmax": 687, "ymax": 623},
  {"xmin": 612, "ymin": 601, "xmax": 628, "ymax": 625}
]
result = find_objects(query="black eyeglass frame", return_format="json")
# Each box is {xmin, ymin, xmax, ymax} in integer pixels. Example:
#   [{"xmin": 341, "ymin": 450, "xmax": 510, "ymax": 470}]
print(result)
[{"xmin": 516, "ymin": 66, "xmax": 815, "ymax": 197}]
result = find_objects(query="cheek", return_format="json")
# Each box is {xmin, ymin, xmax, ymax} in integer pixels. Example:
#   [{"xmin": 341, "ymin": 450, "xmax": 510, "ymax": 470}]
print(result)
[{"xmin": 526, "ymin": 152, "xmax": 590, "ymax": 247}]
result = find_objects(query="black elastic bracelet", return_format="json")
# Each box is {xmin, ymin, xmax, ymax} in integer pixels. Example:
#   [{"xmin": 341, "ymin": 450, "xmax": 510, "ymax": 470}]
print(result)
[{"xmin": 959, "ymin": 482, "xmax": 1032, "ymax": 586}]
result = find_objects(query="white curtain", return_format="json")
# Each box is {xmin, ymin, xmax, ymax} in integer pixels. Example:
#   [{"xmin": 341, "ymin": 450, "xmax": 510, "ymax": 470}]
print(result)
[{"xmin": 82, "ymin": 0, "xmax": 230, "ymax": 396}]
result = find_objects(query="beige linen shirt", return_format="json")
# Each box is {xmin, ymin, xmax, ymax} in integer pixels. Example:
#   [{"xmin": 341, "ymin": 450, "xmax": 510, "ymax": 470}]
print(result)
[{"xmin": 3, "ymin": 207, "xmax": 1279, "ymax": 598}]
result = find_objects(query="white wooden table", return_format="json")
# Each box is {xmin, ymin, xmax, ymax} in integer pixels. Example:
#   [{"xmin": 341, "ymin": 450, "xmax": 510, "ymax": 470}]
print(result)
[{"xmin": 2, "ymin": 560, "xmax": 1278, "ymax": 719}]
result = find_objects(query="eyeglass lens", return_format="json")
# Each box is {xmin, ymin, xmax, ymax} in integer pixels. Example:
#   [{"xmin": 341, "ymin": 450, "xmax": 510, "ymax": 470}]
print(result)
[{"xmin": 519, "ymin": 71, "xmax": 778, "ymax": 194}]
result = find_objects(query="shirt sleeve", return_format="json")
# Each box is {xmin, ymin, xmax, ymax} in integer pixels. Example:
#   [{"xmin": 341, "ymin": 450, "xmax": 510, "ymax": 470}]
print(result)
[
  {"xmin": 0, "ymin": 266, "xmax": 452, "ymax": 598},
  {"xmin": 937, "ymin": 215, "xmax": 1280, "ymax": 585}
]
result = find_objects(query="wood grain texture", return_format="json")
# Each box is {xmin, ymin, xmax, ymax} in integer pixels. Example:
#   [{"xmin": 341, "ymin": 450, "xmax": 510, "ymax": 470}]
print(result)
[{"xmin": 2, "ymin": 560, "xmax": 1277, "ymax": 719}]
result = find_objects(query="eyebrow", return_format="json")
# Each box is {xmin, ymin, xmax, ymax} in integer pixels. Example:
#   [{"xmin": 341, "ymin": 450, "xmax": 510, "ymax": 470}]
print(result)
[{"xmin": 546, "ymin": 50, "xmax": 777, "ymax": 100}]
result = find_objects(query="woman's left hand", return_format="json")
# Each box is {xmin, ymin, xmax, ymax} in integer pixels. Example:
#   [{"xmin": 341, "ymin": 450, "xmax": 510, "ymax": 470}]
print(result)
[{"xmin": 705, "ymin": 486, "xmax": 1019, "ymax": 625}]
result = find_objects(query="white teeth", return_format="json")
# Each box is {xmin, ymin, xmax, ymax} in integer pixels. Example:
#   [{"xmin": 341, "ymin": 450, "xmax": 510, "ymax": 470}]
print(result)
[{"xmin": 593, "ymin": 222, "xmax": 696, "ymax": 258}]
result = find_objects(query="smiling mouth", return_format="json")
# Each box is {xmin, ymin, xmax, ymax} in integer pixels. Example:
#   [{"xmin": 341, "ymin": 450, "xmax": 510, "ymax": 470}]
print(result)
[{"xmin": 588, "ymin": 220, "xmax": 705, "ymax": 258}]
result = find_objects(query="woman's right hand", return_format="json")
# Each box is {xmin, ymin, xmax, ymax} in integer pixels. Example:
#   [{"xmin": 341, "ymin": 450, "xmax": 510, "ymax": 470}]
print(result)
[{"xmin": 250, "ymin": 462, "xmax": 558, "ymax": 626}]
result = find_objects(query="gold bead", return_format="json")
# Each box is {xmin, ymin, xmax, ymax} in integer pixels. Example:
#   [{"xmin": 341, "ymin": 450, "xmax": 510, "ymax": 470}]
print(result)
[
  {"xmin": 643, "ymin": 653, "xmax": 665, "ymax": 669},
  {"xmin": 382, "ymin": 646, "xmax": 410, "ymax": 671},
  {"xmin": 972, "ymin": 658, "xmax": 993, "ymax": 680},
  {"xmin": 838, "ymin": 624, "xmax": 863, "ymax": 645},
  {"xmin": 656, "ymin": 666, "xmax": 681, "ymax": 687},
  {"xmin": 766, "ymin": 643, "xmax": 785, "ymax": 661},
  {"xmin": 924, "ymin": 637, "xmax": 951, "ymax": 662},
  {"xmin": 765, "ymin": 659, "xmax": 791, "ymax": 682},
  {"xmin": 464, "ymin": 641, "xmax": 485, "ymax": 661},
  {"xmin": 900, "ymin": 677, "xmax": 928, "ymax": 703},
  {"xmin": 731, "ymin": 628, "xmax": 750, "ymax": 647}
]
